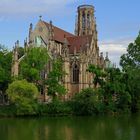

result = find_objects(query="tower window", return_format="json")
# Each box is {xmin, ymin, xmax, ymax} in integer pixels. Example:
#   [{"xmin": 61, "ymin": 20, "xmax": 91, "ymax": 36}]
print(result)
[
  {"xmin": 87, "ymin": 12, "xmax": 90, "ymax": 28},
  {"xmin": 73, "ymin": 64, "xmax": 79, "ymax": 83},
  {"xmin": 82, "ymin": 12, "xmax": 86, "ymax": 29}
]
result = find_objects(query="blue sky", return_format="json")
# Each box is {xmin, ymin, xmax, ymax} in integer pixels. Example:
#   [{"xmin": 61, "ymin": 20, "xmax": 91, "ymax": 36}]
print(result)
[{"xmin": 0, "ymin": 0, "xmax": 140, "ymax": 66}]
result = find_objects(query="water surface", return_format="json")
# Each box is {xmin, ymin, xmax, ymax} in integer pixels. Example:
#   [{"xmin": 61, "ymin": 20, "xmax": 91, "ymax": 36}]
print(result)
[{"xmin": 0, "ymin": 115, "xmax": 140, "ymax": 140}]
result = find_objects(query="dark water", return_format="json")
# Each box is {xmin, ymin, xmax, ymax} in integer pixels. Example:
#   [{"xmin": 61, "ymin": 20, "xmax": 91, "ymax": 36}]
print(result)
[{"xmin": 0, "ymin": 115, "xmax": 140, "ymax": 140}]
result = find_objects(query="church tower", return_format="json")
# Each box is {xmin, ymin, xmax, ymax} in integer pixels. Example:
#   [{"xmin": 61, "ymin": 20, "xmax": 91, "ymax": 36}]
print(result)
[{"xmin": 75, "ymin": 5, "xmax": 96, "ymax": 36}]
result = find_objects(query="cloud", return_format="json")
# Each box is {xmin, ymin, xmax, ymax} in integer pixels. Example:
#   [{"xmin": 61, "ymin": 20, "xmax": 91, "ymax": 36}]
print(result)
[
  {"xmin": 99, "ymin": 37, "xmax": 133, "ymax": 67},
  {"xmin": 0, "ymin": 0, "xmax": 77, "ymax": 18}
]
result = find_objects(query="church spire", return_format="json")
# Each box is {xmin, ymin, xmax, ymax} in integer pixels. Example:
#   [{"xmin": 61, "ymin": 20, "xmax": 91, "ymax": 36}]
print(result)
[
  {"xmin": 11, "ymin": 40, "xmax": 19, "ymax": 76},
  {"xmin": 29, "ymin": 23, "xmax": 33, "ymax": 45}
]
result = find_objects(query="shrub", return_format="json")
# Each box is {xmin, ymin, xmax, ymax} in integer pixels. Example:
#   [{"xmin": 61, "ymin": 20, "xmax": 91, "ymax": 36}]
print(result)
[
  {"xmin": 37, "ymin": 100, "xmax": 72, "ymax": 116},
  {"xmin": 71, "ymin": 88, "xmax": 99, "ymax": 115},
  {"xmin": 6, "ymin": 80, "xmax": 39, "ymax": 116}
]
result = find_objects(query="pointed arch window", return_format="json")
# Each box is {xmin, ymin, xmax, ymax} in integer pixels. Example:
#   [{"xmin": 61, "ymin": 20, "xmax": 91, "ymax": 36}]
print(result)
[
  {"xmin": 87, "ymin": 11, "xmax": 90, "ymax": 28},
  {"xmin": 73, "ymin": 64, "xmax": 79, "ymax": 83},
  {"xmin": 82, "ymin": 12, "xmax": 86, "ymax": 29}
]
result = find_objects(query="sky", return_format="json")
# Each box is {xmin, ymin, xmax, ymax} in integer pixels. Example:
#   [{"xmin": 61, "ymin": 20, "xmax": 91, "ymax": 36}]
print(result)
[{"xmin": 0, "ymin": 0, "xmax": 140, "ymax": 66}]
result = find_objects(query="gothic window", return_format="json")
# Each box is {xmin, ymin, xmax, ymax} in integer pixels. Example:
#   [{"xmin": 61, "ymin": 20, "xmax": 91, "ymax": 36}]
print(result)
[
  {"xmin": 87, "ymin": 12, "xmax": 90, "ymax": 28},
  {"xmin": 73, "ymin": 64, "xmax": 79, "ymax": 83},
  {"xmin": 82, "ymin": 12, "xmax": 86, "ymax": 29},
  {"xmin": 35, "ymin": 36, "xmax": 46, "ymax": 47}
]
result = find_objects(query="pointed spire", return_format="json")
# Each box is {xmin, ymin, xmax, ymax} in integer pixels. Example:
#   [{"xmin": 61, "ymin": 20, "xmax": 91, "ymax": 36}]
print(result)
[
  {"xmin": 138, "ymin": 30, "xmax": 140, "ymax": 37},
  {"xmin": 49, "ymin": 20, "xmax": 54, "ymax": 41},
  {"xmin": 13, "ymin": 40, "xmax": 19, "ymax": 62},
  {"xmin": 29, "ymin": 23, "xmax": 33, "ymax": 44},
  {"xmin": 39, "ymin": 15, "xmax": 42, "ymax": 21},
  {"xmin": 105, "ymin": 52, "xmax": 109, "ymax": 61},
  {"xmin": 75, "ymin": 15, "xmax": 78, "ymax": 35},
  {"xmin": 24, "ymin": 38, "xmax": 28, "ymax": 52},
  {"xmin": 100, "ymin": 52, "xmax": 103, "ymax": 57},
  {"xmin": 29, "ymin": 23, "xmax": 33, "ymax": 31},
  {"xmin": 15, "ymin": 40, "xmax": 19, "ymax": 50},
  {"xmin": 50, "ymin": 20, "xmax": 52, "ymax": 25}
]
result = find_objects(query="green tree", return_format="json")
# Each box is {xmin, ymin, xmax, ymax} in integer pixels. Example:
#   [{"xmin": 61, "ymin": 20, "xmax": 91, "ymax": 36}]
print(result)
[
  {"xmin": 7, "ymin": 80, "xmax": 39, "ymax": 115},
  {"xmin": 120, "ymin": 32, "xmax": 140, "ymax": 112},
  {"xmin": 46, "ymin": 58, "xmax": 66, "ymax": 101},
  {"xmin": 120, "ymin": 32, "xmax": 140, "ymax": 70},
  {"xmin": 87, "ymin": 64, "xmax": 106, "ymax": 88},
  {"xmin": 0, "ymin": 44, "xmax": 12, "ymax": 103},
  {"xmin": 20, "ymin": 47, "xmax": 49, "ymax": 83},
  {"xmin": 101, "ymin": 68, "xmax": 131, "ymax": 113},
  {"xmin": 71, "ymin": 88, "xmax": 99, "ymax": 115}
]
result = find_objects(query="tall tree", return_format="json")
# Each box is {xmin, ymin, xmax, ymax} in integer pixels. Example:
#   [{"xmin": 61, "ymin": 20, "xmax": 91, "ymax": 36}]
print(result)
[
  {"xmin": 0, "ymin": 44, "xmax": 12, "ymax": 103},
  {"xmin": 0, "ymin": 51, "xmax": 12, "ymax": 90},
  {"xmin": 120, "ymin": 32, "xmax": 140, "ymax": 70},
  {"xmin": 20, "ymin": 47, "xmax": 49, "ymax": 83},
  {"xmin": 46, "ymin": 58, "xmax": 66, "ymax": 101},
  {"xmin": 120, "ymin": 32, "xmax": 140, "ymax": 112},
  {"xmin": 87, "ymin": 64, "xmax": 106, "ymax": 88}
]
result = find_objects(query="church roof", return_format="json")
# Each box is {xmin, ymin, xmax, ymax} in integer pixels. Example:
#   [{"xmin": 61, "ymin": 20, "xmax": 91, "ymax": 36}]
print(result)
[
  {"xmin": 67, "ymin": 35, "xmax": 92, "ymax": 54},
  {"xmin": 42, "ymin": 21, "xmax": 92, "ymax": 54},
  {"xmin": 42, "ymin": 21, "xmax": 75, "ymax": 43}
]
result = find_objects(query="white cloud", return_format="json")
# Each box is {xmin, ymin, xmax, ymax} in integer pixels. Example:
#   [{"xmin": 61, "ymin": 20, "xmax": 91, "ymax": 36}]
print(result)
[
  {"xmin": 0, "ymin": 0, "xmax": 77, "ymax": 18},
  {"xmin": 99, "ymin": 37, "xmax": 133, "ymax": 67}
]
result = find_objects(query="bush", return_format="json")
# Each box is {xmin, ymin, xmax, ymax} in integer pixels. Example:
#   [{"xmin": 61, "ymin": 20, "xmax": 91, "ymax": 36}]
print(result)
[
  {"xmin": 6, "ymin": 80, "xmax": 39, "ymax": 116},
  {"xmin": 0, "ymin": 105, "xmax": 16, "ymax": 117},
  {"xmin": 71, "ymin": 88, "xmax": 99, "ymax": 115},
  {"xmin": 37, "ymin": 100, "xmax": 72, "ymax": 116}
]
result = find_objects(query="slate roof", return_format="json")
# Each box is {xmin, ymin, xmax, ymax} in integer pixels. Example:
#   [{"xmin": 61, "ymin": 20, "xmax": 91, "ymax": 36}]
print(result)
[
  {"xmin": 42, "ymin": 21, "xmax": 92, "ymax": 54},
  {"xmin": 67, "ymin": 35, "xmax": 92, "ymax": 54},
  {"xmin": 43, "ymin": 21, "xmax": 75, "ymax": 43}
]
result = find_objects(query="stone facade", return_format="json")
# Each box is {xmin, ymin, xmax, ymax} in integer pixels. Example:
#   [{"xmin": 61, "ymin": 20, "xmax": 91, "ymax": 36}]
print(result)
[{"xmin": 12, "ymin": 4, "xmax": 110, "ymax": 101}]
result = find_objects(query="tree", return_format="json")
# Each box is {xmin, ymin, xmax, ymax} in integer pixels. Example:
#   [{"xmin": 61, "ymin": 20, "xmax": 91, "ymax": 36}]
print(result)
[
  {"xmin": 87, "ymin": 64, "xmax": 106, "ymax": 88},
  {"xmin": 46, "ymin": 58, "xmax": 66, "ymax": 101},
  {"xmin": 71, "ymin": 88, "xmax": 99, "ymax": 115},
  {"xmin": 0, "ymin": 44, "xmax": 12, "ymax": 103},
  {"xmin": 120, "ymin": 33, "xmax": 140, "ymax": 70},
  {"xmin": 20, "ymin": 47, "xmax": 49, "ymax": 83},
  {"xmin": 120, "ymin": 32, "xmax": 140, "ymax": 112},
  {"xmin": 101, "ymin": 68, "xmax": 131, "ymax": 113},
  {"xmin": 6, "ymin": 80, "xmax": 39, "ymax": 115}
]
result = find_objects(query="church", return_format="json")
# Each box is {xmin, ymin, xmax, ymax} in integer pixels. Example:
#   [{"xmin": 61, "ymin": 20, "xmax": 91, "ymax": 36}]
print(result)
[{"xmin": 12, "ymin": 4, "xmax": 110, "ymax": 101}]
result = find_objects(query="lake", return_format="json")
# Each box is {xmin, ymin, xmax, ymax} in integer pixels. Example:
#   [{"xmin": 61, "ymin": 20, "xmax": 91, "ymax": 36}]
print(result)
[{"xmin": 0, "ymin": 115, "xmax": 140, "ymax": 140}]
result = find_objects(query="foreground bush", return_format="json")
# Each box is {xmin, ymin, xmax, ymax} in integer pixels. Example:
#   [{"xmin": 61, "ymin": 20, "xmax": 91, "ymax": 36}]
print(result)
[
  {"xmin": 71, "ymin": 88, "xmax": 99, "ymax": 115},
  {"xmin": 0, "ymin": 105, "xmax": 16, "ymax": 117},
  {"xmin": 6, "ymin": 80, "xmax": 39, "ymax": 115},
  {"xmin": 37, "ymin": 100, "xmax": 72, "ymax": 116}
]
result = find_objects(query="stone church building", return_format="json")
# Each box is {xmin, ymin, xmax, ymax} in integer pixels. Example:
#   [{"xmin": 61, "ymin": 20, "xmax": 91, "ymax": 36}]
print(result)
[{"xmin": 12, "ymin": 5, "xmax": 110, "ymax": 101}]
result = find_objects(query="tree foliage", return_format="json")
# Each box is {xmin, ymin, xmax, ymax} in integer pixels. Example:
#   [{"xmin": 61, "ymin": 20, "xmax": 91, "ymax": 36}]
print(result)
[
  {"xmin": 120, "ymin": 32, "xmax": 140, "ymax": 70},
  {"xmin": 71, "ymin": 88, "xmax": 99, "ymax": 115},
  {"xmin": 0, "ymin": 44, "xmax": 12, "ymax": 93},
  {"xmin": 7, "ymin": 80, "xmax": 39, "ymax": 115},
  {"xmin": 46, "ymin": 58, "xmax": 66, "ymax": 100},
  {"xmin": 120, "ymin": 32, "xmax": 140, "ymax": 112},
  {"xmin": 101, "ymin": 68, "xmax": 131, "ymax": 113},
  {"xmin": 87, "ymin": 64, "xmax": 106, "ymax": 87},
  {"xmin": 20, "ymin": 47, "xmax": 49, "ymax": 83}
]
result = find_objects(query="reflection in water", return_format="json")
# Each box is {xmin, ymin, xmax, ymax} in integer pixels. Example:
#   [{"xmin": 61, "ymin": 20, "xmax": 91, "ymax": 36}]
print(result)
[{"xmin": 0, "ymin": 115, "xmax": 140, "ymax": 140}]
